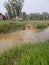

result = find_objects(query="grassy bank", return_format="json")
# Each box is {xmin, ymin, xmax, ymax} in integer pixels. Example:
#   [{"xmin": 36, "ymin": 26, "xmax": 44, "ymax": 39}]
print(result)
[
  {"xmin": 0, "ymin": 20, "xmax": 49, "ymax": 33},
  {"xmin": 0, "ymin": 40, "xmax": 49, "ymax": 65},
  {"xmin": 0, "ymin": 20, "xmax": 26, "ymax": 33},
  {"xmin": 27, "ymin": 21, "xmax": 49, "ymax": 29}
]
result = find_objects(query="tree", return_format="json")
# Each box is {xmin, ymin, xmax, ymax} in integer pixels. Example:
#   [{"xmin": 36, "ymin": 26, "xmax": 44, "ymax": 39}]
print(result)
[
  {"xmin": 4, "ymin": 2, "xmax": 13, "ymax": 18},
  {"xmin": 21, "ymin": 12, "xmax": 27, "ymax": 20},
  {"xmin": 28, "ymin": 12, "xmax": 49, "ymax": 20},
  {"xmin": 4, "ymin": 0, "xmax": 24, "ymax": 18},
  {"xmin": 0, "ymin": 13, "xmax": 2, "ymax": 15},
  {"xmin": 43, "ymin": 12, "xmax": 49, "ymax": 20}
]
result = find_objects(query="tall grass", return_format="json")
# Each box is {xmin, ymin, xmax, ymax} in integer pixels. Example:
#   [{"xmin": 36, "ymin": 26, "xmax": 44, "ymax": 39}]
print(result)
[
  {"xmin": 28, "ymin": 21, "xmax": 49, "ymax": 29},
  {"xmin": 0, "ymin": 40, "xmax": 49, "ymax": 65},
  {"xmin": 0, "ymin": 20, "xmax": 26, "ymax": 33},
  {"xmin": 0, "ymin": 20, "xmax": 49, "ymax": 33}
]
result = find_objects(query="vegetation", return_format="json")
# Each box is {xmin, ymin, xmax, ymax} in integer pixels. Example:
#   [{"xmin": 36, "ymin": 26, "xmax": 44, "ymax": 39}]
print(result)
[
  {"xmin": 0, "ymin": 1, "xmax": 49, "ymax": 65},
  {"xmin": 30, "ymin": 21, "xmax": 49, "ymax": 29},
  {"xmin": 0, "ymin": 40, "xmax": 49, "ymax": 65},
  {"xmin": 4, "ymin": 0, "xmax": 24, "ymax": 18},
  {"xmin": 0, "ymin": 21, "xmax": 26, "ymax": 33},
  {"xmin": 0, "ymin": 13, "xmax": 2, "ymax": 15},
  {"xmin": 21, "ymin": 12, "xmax": 28, "ymax": 20},
  {"xmin": 4, "ymin": 0, "xmax": 49, "ymax": 20},
  {"xmin": 0, "ymin": 20, "xmax": 49, "ymax": 33},
  {"xmin": 25, "ymin": 12, "xmax": 49, "ymax": 20}
]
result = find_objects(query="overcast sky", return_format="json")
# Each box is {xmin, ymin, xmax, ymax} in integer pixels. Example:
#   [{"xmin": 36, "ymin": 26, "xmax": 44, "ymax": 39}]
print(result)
[{"xmin": 0, "ymin": 0, "xmax": 49, "ymax": 15}]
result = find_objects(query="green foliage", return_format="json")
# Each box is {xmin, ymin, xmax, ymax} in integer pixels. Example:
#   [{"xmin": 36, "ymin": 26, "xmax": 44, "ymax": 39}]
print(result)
[
  {"xmin": 0, "ymin": 40, "xmax": 49, "ymax": 65},
  {"xmin": 4, "ymin": 0, "xmax": 24, "ymax": 18},
  {"xmin": 36, "ymin": 23, "xmax": 48, "ymax": 29},
  {"xmin": 21, "ymin": 12, "xmax": 27, "ymax": 20},
  {"xmin": 0, "ymin": 20, "xmax": 49, "ymax": 33},
  {"xmin": 0, "ymin": 21, "xmax": 26, "ymax": 33},
  {"xmin": 28, "ymin": 12, "xmax": 49, "ymax": 20},
  {"xmin": 30, "ymin": 21, "xmax": 49, "ymax": 29},
  {"xmin": 0, "ymin": 13, "xmax": 2, "ymax": 15}
]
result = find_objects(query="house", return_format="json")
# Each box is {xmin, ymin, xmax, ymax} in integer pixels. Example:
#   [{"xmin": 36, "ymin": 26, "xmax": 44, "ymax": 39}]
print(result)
[{"xmin": 0, "ymin": 13, "xmax": 10, "ymax": 20}]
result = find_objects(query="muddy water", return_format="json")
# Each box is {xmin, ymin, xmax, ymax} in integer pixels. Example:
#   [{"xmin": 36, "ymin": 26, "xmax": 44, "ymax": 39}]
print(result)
[{"xmin": 0, "ymin": 27, "xmax": 49, "ymax": 51}]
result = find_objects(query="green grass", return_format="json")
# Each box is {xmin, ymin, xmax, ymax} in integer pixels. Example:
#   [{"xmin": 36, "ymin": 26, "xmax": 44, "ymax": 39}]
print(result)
[
  {"xmin": 0, "ymin": 40, "xmax": 49, "ymax": 65},
  {"xmin": 0, "ymin": 20, "xmax": 26, "ymax": 33},
  {"xmin": 0, "ymin": 20, "xmax": 49, "ymax": 33},
  {"xmin": 27, "ymin": 21, "xmax": 49, "ymax": 29}
]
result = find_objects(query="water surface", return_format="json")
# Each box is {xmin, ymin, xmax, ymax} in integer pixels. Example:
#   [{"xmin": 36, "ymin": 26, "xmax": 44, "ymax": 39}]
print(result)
[{"xmin": 0, "ymin": 27, "xmax": 49, "ymax": 51}]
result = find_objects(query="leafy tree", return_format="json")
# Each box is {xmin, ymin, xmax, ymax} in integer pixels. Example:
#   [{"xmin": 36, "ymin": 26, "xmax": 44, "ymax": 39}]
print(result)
[
  {"xmin": 4, "ymin": 0, "xmax": 24, "ymax": 18},
  {"xmin": 28, "ymin": 12, "xmax": 49, "ymax": 20},
  {"xmin": 21, "ymin": 12, "xmax": 27, "ymax": 20}
]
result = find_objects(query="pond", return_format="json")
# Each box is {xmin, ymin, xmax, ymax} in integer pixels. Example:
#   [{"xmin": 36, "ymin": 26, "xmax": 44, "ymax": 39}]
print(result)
[{"xmin": 0, "ymin": 27, "xmax": 49, "ymax": 51}]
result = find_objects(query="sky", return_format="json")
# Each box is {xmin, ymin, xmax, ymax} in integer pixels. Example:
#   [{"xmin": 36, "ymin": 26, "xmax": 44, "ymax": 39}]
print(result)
[{"xmin": 0, "ymin": 0, "xmax": 49, "ymax": 15}]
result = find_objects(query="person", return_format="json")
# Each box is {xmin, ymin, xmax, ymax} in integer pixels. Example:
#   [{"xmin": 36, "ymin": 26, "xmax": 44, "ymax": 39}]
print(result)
[
  {"xmin": 23, "ymin": 27, "xmax": 25, "ymax": 30},
  {"xmin": 16, "ymin": 16, "xmax": 19, "ymax": 21}
]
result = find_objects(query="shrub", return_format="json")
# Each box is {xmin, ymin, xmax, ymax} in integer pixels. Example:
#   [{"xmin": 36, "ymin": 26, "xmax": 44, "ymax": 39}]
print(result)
[{"xmin": 36, "ymin": 23, "xmax": 48, "ymax": 29}]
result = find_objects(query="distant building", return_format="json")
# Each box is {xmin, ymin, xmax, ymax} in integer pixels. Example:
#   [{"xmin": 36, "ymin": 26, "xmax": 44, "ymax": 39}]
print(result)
[
  {"xmin": 0, "ymin": 13, "xmax": 10, "ymax": 20},
  {"xmin": 18, "ymin": 18, "xmax": 23, "ymax": 21},
  {"xmin": 5, "ymin": 13, "xmax": 10, "ymax": 20},
  {"xmin": 16, "ymin": 16, "xmax": 19, "ymax": 21}
]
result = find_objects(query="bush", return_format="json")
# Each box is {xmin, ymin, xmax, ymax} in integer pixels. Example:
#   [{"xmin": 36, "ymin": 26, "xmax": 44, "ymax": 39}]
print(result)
[
  {"xmin": 36, "ymin": 23, "xmax": 48, "ymax": 29},
  {"xmin": 31, "ymin": 22, "xmax": 49, "ymax": 29}
]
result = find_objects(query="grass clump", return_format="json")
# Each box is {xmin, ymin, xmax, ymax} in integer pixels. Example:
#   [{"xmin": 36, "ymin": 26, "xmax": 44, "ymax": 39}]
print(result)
[
  {"xmin": 0, "ymin": 21, "xmax": 26, "ymax": 33},
  {"xmin": 0, "ymin": 40, "xmax": 49, "ymax": 65},
  {"xmin": 0, "ymin": 20, "xmax": 49, "ymax": 33},
  {"xmin": 30, "ymin": 21, "xmax": 49, "ymax": 29},
  {"xmin": 36, "ymin": 23, "xmax": 48, "ymax": 29}
]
